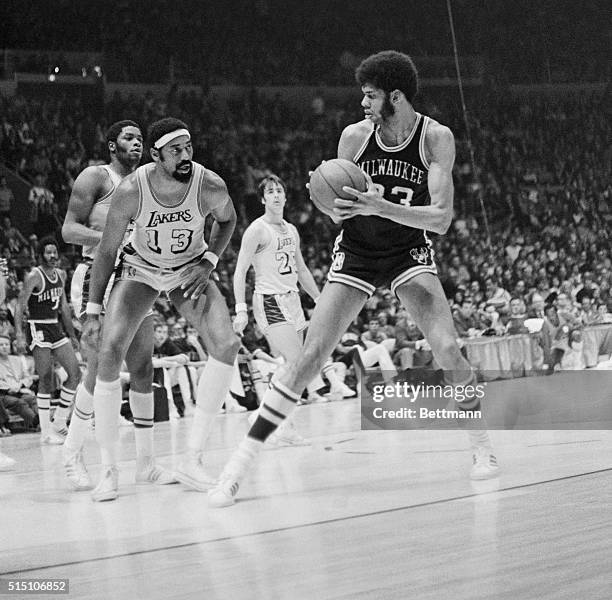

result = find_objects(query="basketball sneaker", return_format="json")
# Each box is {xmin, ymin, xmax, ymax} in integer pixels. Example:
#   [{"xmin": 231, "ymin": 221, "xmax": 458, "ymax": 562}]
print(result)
[
  {"xmin": 0, "ymin": 452, "xmax": 16, "ymax": 471},
  {"xmin": 341, "ymin": 383, "xmax": 357, "ymax": 398},
  {"xmin": 470, "ymin": 447, "xmax": 500, "ymax": 480},
  {"xmin": 175, "ymin": 452, "xmax": 216, "ymax": 491},
  {"xmin": 51, "ymin": 421, "xmax": 69, "ymax": 438},
  {"xmin": 135, "ymin": 458, "xmax": 178, "ymax": 485},
  {"xmin": 40, "ymin": 430, "xmax": 65, "ymax": 445},
  {"xmin": 307, "ymin": 391, "xmax": 330, "ymax": 403},
  {"xmin": 208, "ymin": 475, "xmax": 241, "ymax": 508},
  {"xmin": 268, "ymin": 420, "xmax": 311, "ymax": 447},
  {"xmin": 91, "ymin": 466, "xmax": 119, "ymax": 502},
  {"xmin": 63, "ymin": 449, "xmax": 93, "ymax": 491}
]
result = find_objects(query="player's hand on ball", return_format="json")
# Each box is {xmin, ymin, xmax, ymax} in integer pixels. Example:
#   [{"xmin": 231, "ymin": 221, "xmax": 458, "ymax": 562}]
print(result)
[
  {"xmin": 181, "ymin": 261, "xmax": 214, "ymax": 300},
  {"xmin": 333, "ymin": 172, "xmax": 383, "ymax": 219},
  {"xmin": 233, "ymin": 311, "xmax": 248, "ymax": 335}
]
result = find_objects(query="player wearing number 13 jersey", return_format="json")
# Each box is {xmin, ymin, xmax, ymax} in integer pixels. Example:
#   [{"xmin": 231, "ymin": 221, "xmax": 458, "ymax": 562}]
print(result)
[{"xmin": 83, "ymin": 117, "xmax": 241, "ymax": 500}]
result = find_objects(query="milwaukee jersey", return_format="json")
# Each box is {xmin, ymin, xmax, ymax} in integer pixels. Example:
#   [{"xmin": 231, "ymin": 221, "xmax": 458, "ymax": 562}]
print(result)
[
  {"xmin": 251, "ymin": 217, "xmax": 300, "ymax": 294},
  {"xmin": 82, "ymin": 165, "xmax": 123, "ymax": 259},
  {"xmin": 128, "ymin": 162, "xmax": 207, "ymax": 269},
  {"xmin": 347, "ymin": 113, "xmax": 431, "ymax": 257},
  {"xmin": 28, "ymin": 267, "xmax": 64, "ymax": 322}
]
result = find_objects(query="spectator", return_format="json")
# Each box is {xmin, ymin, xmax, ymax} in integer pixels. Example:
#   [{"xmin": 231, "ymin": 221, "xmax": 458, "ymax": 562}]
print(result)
[
  {"xmin": 27, "ymin": 173, "xmax": 55, "ymax": 236},
  {"xmin": 0, "ymin": 334, "xmax": 39, "ymax": 431},
  {"xmin": 0, "ymin": 176, "xmax": 14, "ymax": 220},
  {"xmin": 453, "ymin": 297, "xmax": 480, "ymax": 338},
  {"xmin": 505, "ymin": 297, "xmax": 530, "ymax": 335},
  {"xmin": 484, "ymin": 277, "xmax": 511, "ymax": 315}
]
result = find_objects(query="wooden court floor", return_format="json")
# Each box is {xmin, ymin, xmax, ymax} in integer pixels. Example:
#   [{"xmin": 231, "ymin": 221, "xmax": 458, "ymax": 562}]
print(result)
[{"xmin": 0, "ymin": 385, "xmax": 611, "ymax": 600}]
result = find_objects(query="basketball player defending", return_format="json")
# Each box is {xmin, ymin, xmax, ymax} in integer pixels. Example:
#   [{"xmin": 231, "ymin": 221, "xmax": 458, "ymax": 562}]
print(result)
[
  {"xmin": 233, "ymin": 175, "xmax": 343, "ymax": 445},
  {"xmin": 83, "ymin": 117, "xmax": 239, "ymax": 500},
  {"xmin": 15, "ymin": 239, "xmax": 81, "ymax": 445},
  {"xmin": 61, "ymin": 120, "xmax": 175, "ymax": 491},
  {"xmin": 210, "ymin": 51, "xmax": 499, "ymax": 506}
]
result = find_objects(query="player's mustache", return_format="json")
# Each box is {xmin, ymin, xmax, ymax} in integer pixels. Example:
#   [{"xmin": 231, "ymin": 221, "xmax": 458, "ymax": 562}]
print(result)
[{"xmin": 177, "ymin": 161, "xmax": 191, "ymax": 168}]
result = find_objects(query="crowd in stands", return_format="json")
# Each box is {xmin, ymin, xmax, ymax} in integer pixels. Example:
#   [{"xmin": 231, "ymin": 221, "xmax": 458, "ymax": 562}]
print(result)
[
  {"xmin": 0, "ymin": 80, "xmax": 610, "ymax": 432},
  {"xmin": 2, "ymin": 1, "xmax": 609, "ymax": 84}
]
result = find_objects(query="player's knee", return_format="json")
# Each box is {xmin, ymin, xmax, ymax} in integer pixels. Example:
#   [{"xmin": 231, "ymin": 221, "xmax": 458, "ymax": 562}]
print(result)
[
  {"xmin": 38, "ymin": 372, "xmax": 54, "ymax": 392},
  {"xmin": 98, "ymin": 338, "xmax": 125, "ymax": 371},
  {"xmin": 433, "ymin": 336, "xmax": 459, "ymax": 360},
  {"xmin": 210, "ymin": 336, "xmax": 240, "ymax": 364}
]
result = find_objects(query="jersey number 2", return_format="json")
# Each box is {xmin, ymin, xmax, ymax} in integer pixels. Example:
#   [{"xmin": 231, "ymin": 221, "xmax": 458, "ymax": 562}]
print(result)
[{"xmin": 275, "ymin": 251, "xmax": 293, "ymax": 275}]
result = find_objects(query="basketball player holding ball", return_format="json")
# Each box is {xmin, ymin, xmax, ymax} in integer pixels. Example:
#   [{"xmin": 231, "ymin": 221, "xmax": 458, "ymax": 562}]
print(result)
[{"xmin": 210, "ymin": 50, "xmax": 499, "ymax": 507}]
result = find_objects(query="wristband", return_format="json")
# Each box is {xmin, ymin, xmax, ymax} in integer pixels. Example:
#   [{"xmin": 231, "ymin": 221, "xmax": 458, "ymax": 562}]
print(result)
[
  {"xmin": 86, "ymin": 302, "xmax": 102, "ymax": 315},
  {"xmin": 235, "ymin": 302, "xmax": 248, "ymax": 314},
  {"xmin": 203, "ymin": 251, "xmax": 219, "ymax": 268}
]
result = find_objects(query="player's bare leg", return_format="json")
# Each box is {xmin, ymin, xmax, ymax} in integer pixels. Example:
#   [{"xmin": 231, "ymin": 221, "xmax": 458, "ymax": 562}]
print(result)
[
  {"xmin": 396, "ymin": 272, "xmax": 499, "ymax": 479},
  {"xmin": 32, "ymin": 347, "xmax": 64, "ymax": 445},
  {"xmin": 172, "ymin": 281, "xmax": 241, "ymax": 491},
  {"xmin": 209, "ymin": 282, "xmax": 367, "ymax": 506},
  {"xmin": 49, "ymin": 342, "xmax": 81, "ymax": 436},
  {"xmin": 91, "ymin": 280, "xmax": 159, "ymax": 501}
]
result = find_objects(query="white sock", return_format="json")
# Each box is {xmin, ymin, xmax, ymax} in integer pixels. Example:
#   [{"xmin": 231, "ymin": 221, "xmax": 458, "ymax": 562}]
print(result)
[
  {"xmin": 64, "ymin": 384, "xmax": 93, "ymax": 454},
  {"xmin": 93, "ymin": 378, "xmax": 122, "ymax": 468},
  {"xmin": 36, "ymin": 393, "xmax": 51, "ymax": 435},
  {"xmin": 129, "ymin": 390, "xmax": 154, "ymax": 466},
  {"xmin": 187, "ymin": 357, "xmax": 234, "ymax": 454},
  {"xmin": 220, "ymin": 436, "xmax": 264, "ymax": 482}
]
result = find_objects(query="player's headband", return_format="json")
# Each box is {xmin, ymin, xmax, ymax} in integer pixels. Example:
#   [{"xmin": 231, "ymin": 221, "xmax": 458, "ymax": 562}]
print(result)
[{"xmin": 153, "ymin": 128, "xmax": 191, "ymax": 150}]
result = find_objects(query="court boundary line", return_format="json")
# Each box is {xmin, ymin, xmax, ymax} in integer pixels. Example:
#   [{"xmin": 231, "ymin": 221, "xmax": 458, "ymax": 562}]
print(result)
[{"xmin": 3, "ymin": 465, "xmax": 611, "ymax": 576}]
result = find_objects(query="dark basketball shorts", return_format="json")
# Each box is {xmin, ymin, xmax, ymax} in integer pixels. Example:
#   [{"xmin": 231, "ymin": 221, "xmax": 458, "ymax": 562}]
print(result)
[
  {"xmin": 27, "ymin": 321, "xmax": 70, "ymax": 351},
  {"xmin": 327, "ymin": 239, "xmax": 438, "ymax": 297}
]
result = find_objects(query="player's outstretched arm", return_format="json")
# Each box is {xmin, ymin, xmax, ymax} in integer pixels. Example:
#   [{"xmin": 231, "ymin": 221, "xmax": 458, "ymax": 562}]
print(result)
[
  {"xmin": 88, "ymin": 174, "xmax": 139, "ymax": 308},
  {"xmin": 61, "ymin": 166, "xmax": 108, "ymax": 246}
]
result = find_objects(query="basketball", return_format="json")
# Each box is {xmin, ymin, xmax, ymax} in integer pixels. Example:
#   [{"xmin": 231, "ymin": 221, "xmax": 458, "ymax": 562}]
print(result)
[{"xmin": 309, "ymin": 159, "xmax": 368, "ymax": 216}]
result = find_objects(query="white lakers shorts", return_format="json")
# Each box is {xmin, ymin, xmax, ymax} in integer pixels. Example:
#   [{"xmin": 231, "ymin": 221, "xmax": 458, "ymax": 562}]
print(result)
[{"xmin": 252, "ymin": 291, "xmax": 306, "ymax": 334}]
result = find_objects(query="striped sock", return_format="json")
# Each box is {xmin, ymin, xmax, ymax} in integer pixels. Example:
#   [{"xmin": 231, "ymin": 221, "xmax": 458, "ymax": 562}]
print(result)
[
  {"xmin": 54, "ymin": 385, "xmax": 76, "ymax": 425},
  {"xmin": 64, "ymin": 384, "xmax": 93, "ymax": 454},
  {"xmin": 249, "ymin": 379, "xmax": 301, "ymax": 442},
  {"xmin": 129, "ymin": 390, "xmax": 154, "ymax": 465},
  {"xmin": 36, "ymin": 393, "xmax": 52, "ymax": 435}
]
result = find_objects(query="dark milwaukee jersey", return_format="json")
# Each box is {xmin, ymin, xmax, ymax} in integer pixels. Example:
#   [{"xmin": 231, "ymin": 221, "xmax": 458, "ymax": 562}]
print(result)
[
  {"xmin": 344, "ymin": 113, "xmax": 432, "ymax": 257},
  {"xmin": 27, "ymin": 267, "xmax": 64, "ymax": 322}
]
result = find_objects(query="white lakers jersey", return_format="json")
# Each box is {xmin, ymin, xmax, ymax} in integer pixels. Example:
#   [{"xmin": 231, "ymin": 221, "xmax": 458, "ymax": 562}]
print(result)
[
  {"xmin": 82, "ymin": 165, "xmax": 123, "ymax": 259},
  {"xmin": 129, "ymin": 162, "xmax": 207, "ymax": 269},
  {"xmin": 252, "ymin": 217, "xmax": 299, "ymax": 294}
]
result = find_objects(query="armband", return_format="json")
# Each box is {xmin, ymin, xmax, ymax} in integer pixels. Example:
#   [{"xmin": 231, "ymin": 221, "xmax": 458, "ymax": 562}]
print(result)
[
  {"xmin": 203, "ymin": 251, "xmax": 219, "ymax": 268},
  {"xmin": 86, "ymin": 302, "xmax": 102, "ymax": 316}
]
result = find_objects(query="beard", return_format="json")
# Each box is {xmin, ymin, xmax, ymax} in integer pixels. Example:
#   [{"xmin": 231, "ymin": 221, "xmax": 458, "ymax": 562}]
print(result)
[
  {"xmin": 380, "ymin": 93, "xmax": 396, "ymax": 120},
  {"xmin": 172, "ymin": 161, "xmax": 192, "ymax": 182}
]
